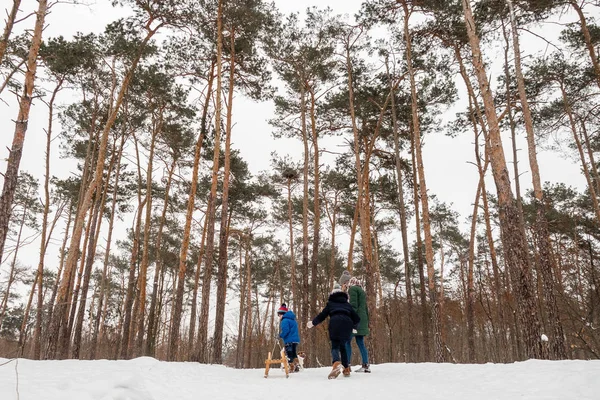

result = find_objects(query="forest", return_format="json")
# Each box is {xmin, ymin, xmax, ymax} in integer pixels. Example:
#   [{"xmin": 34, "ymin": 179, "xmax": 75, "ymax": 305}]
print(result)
[{"xmin": 0, "ymin": 0, "xmax": 599, "ymax": 367}]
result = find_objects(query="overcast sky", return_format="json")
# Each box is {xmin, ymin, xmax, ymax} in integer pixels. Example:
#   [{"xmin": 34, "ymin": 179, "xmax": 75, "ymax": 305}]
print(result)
[{"xmin": 0, "ymin": 0, "xmax": 591, "ymax": 272}]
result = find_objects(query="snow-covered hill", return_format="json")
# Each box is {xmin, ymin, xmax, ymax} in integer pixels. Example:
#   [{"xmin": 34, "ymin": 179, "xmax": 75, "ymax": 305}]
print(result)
[{"xmin": 0, "ymin": 357, "xmax": 598, "ymax": 400}]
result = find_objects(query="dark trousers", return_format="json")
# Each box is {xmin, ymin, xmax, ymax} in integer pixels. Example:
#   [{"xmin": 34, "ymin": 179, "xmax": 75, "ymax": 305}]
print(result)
[
  {"xmin": 284, "ymin": 342, "xmax": 298, "ymax": 363},
  {"xmin": 330, "ymin": 339, "xmax": 349, "ymax": 368}
]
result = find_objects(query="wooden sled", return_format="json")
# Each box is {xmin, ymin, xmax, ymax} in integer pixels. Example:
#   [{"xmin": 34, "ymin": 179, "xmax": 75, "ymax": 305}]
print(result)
[{"xmin": 264, "ymin": 348, "xmax": 290, "ymax": 378}]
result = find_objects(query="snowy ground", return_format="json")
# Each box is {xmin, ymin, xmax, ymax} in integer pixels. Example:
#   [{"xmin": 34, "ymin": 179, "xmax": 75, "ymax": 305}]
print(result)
[{"xmin": 0, "ymin": 357, "xmax": 598, "ymax": 400}]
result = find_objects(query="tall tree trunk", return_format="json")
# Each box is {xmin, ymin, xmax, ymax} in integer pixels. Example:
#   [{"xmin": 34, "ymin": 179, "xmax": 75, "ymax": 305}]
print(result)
[
  {"xmin": 198, "ymin": 0, "xmax": 224, "ymax": 363},
  {"xmin": 387, "ymin": 54, "xmax": 415, "ymax": 363},
  {"xmin": 44, "ymin": 202, "xmax": 73, "ymax": 356},
  {"xmin": 49, "ymin": 88, "xmax": 100, "ymax": 359},
  {"xmin": 0, "ymin": 0, "xmax": 48, "ymax": 264},
  {"xmin": 0, "ymin": 204, "xmax": 27, "ymax": 328},
  {"xmin": 580, "ymin": 121, "xmax": 600, "ymax": 196},
  {"xmin": 188, "ymin": 215, "xmax": 208, "ymax": 357},
  {"xmin": 32, "ymin": 80, "xmax": 62, "ymax": 359},
  {"xmin": 213, "ymin": 26, "xmax": 237, "ymax": 364},
  {"xmin": 120, "ymin": 135, "xmax": 147, "ymax": 359},
  {"xmin": 507, "ymin": 0, "xmax": 565, "ymax": 359},
  {"xmin": 411, "ymin": 138, "xmax": 430, "ymax": 362},
  {"xmin": 346, "ymin": 201, "xmax": 359, "ymax": 272},
  {"xmin": 402, "ymin": 0, "xmax": 444, "ymax": 362},
  {"xmin": 66, "ymin": 207, "xmax": 93, "ymax": 354},
  {"xmin": 134, "ymin": 122, "xmax": 161, "ymax": 356},
  {"xmin": 235, "ymin": 241, "xmax": 246, "ymax": 368},
  {"xmin": 287, "ymin": 178, "xmax": 297, "ymax": 311},
  {"xmin": 72, "ymin": 191, "xmax": 103, "ymax": 358},
  {"xmin": 145, "ymin": 157, "xmax": 175, "ymax": 357},
  {"xmin": 454, "ymin": 39, "xmax": 509, "ymax": 363},
  {"xmin": 559, "ymin": 82, "xmax": 600, "ymax": 223},
  {"xmin": 570, "ymin": 1, "xmax": 600, "ymax": 89},
  {"xmin": 461, "ymin": 0, "xmax": 543, "ymax": 359},
  {"xmin": 243, "ymin": 242, "xmax": 253, "ymax": 367},
  {"xmin": 73, "ymin": 144, "xmax": 115, "ymax": 358},
  {"xmin": 90, "ymin": 134, "xmax": 126, "ymax": 359},
  {"xmin": 46, "ymin": 19, "xmax": 162, "ymax": 359},
  {"xmin": 0, "ymin": 0, "xmax": 22, "ymax": 65},
  {"xmin": 500, "ymin": 21, "xmax": 528, "ymax": 248},
  {"xmin": 308, "ymin": 86, "xmax": 320, "ymax": 363},
  {"xmin": 466, "ymin": 93, "xmax": 490, "ymax": 363},
  {"xmin": 344, "ymin": 28, "xmax": 377, "ymax": 330},
  {"xmin": 324, "ymin": 191, "xmax": 339, "ymax": 296},
  {"xmin": 169, "ymin": 110, "xmax": 206, "ymax": 360},
  {"xmin": 300, "ymin": 80, "xmax": 310, "ymax": 349},
  {"xmin": 186, "ymin": 61, "xmax": 215, "ymax": 357}
]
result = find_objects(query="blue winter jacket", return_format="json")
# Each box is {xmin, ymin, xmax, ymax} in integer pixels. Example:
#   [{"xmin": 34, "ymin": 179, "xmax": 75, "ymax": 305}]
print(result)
[{"xmin": 279, "ymin": 311, "xmax": 300, "ymax": 344}]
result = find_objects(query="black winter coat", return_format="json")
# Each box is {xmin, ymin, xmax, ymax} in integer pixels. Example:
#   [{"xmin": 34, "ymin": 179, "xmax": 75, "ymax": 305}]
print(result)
[{"xmin": 312, "ymin": 291, "xmax": 360, "ymax": 342}]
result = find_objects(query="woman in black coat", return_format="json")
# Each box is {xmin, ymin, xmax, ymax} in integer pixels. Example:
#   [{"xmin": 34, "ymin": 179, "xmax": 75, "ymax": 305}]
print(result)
[{"xmin": 306, "ymin": 283, "xmax": 360, "ymax": 379}]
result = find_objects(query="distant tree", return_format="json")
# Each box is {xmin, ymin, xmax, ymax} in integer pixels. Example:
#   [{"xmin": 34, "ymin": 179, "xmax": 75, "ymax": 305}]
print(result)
[{"xmin": 0, "ymin": 0, "xmax": 50, "ymax": 265}]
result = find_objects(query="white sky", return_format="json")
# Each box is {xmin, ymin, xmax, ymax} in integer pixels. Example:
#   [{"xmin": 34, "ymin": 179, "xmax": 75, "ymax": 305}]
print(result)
[{"xmin": 0, "ymin": 0, "xmax": 592, "ymax": 288}]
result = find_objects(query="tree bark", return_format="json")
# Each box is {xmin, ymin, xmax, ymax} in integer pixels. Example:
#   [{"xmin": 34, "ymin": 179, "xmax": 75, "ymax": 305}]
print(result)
[
  {"xmin": 387, "ymin": 57, "xmax": 415, "ymax": 363},
  {"xmin": 0, "ymin": 0, "xmax": 48, "ymax": 264},
  {"xmin": 560, "ymin": 83, "xmax": 600, "ymax": 223},
  {"xmin": 507, "ymin": 0, "xmax": 565, "ymax": 359},
  {"xmin": 213, "ymin": 25, "xmax": 237, "ymax": 364},
  {"xmin": 461, "ymin": 0, "xmax": 543, "ymax": 359},
  {"xmin": 197, "ymin": 0, "xmax": 224, "ymax": 363},
  {"xmin": 72, "ymin": 189, "xmax": 103, "ymax": 358},
  {"xmin": 134, "ymin": 117, "xmax": 161, "ymax": 356},
  {"xmin": 402, "ymin": 0, "xmax": 444, "ymax": 362},
  {"xmin": 44, "ymin": 203, "xmax": 72, "ymax": 357},
  {"xmin": 0, "ymin": 201, "xmax": 28, "ymax": 329},
  {"xmin": 300, "ymin": 80, "xmax": 310, "ymax": 345},
  {"xmin": 0, "ymin": 0, "xmax": 22, "ymax": 65},
  {"xmin": 570, "ymin": 1, "xmax": 600, "ymax": 90},
  {"xmin": 411, "ymin": 138, "xmax": 430, "ymax": 362},
  {"xmin": 185, "ymin": 61, "xmax": 215, "ymax": 357},
  {"xmin": 46, "ymin": 19, "xmax": 162, "ymax": 359},
  {"xmin": 145, "ymin": 157, "xmax": 175, "ymax": 356},
  {"xmin": 32, "ymin": 79, "xmax": 62, "ymax": 359},
  {"xmin": 90, "ymin": 134, "xmax": 126, "ymax": 359},
  {"xmin": 120, "ymin": 134, "xmax": 147, "ymax": 359},
  {"xmin": 308, "ymin": 85, "xmax": 320, "ymax": 362},
  {"xmin": 287, "ymin": 178, "xmax": 297, "ymax": 311}
]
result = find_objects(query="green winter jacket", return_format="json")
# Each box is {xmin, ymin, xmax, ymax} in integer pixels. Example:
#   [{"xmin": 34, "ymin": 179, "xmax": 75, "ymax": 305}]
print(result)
[{"xmin": 348, "ymin": 284, "xmax": 369, "ymax": 336}]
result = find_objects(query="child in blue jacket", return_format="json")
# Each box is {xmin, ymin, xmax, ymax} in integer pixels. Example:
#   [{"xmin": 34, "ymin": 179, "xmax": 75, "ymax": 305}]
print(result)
[{"xmin": 278, "ymin": 303, "xmax": 300, "ymax": 372}]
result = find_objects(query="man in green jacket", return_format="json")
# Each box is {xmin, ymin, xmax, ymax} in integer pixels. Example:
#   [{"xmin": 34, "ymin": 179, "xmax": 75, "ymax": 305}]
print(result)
[{"xmin": 343, "ymin": 275, "xmax": 371, "ymax": 373}]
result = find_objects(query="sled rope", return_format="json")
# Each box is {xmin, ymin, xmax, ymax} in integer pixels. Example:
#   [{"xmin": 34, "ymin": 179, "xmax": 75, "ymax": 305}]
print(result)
[{"xmin": 271, "ymin": 339, "xmax": 282, "ymax": 355}]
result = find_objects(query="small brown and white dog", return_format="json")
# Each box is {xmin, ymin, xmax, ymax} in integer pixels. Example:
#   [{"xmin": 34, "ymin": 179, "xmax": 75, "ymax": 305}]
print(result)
[{"xmin": 296, "ymin": 351, "xmax": 306, "ymax": 370}]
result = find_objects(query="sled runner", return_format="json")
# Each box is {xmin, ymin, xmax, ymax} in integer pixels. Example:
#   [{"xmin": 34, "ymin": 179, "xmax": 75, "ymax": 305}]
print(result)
[{"xmin": 264, "ymin": 348, "xmax": 290, "ymax": 378}]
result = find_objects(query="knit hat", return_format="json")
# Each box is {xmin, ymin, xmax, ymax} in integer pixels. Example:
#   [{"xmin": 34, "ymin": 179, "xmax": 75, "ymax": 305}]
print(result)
[
  {"xmin": 349, "ymin": 277, "xmax": 361, "ymax": 287},
  {"xmin": 277, "ymin": 303, "xmax": 288, "ymax": 315},
  {"xmin": 331, "ymin": 282, "xmax": 342, "ymax": 294},
  {"xmin": 339, "ymin": 270, "xmax": 351, "ymax": 286}
]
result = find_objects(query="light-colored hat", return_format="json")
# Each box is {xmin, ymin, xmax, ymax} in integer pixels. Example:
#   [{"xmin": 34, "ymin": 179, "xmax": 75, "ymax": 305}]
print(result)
[
  {"xmin": 331, "ymin": 282, "xmax": 342, "ymax": 294},
  {"xmin": 339, "ymin": 270, "xmax": 351, "ymax": 286}
]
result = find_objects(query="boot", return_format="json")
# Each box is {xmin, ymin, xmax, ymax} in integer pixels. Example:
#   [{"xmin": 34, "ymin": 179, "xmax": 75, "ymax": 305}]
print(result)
[
  {"xmin": 328, "ymin": 361, "xmax": 343, "ymax": 379},
  {"xmin": 342, "ymin": 366, "xmax": 351, "ymax": 377},
  {"xmin": 292, "ymin": 358, "xmax": 300, "ymax": 372},
  {"xmin": 356, "ymin": 363, "xmax": 371, "ymax": 373}
]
